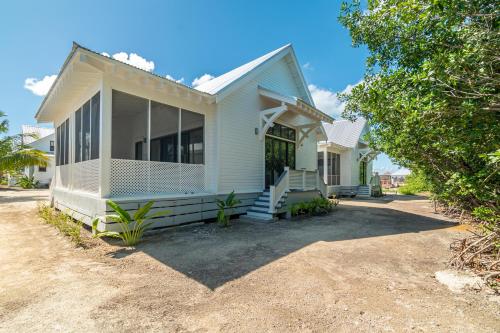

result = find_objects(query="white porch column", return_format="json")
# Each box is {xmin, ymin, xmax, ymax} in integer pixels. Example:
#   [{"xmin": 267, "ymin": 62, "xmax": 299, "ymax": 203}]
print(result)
[
  {"xmin": 99, "ymin": 76, "xmax": 112, "ymax": 198},
  {"xmin": 323, "ymin": 150, "xmax": 327, "ymax": 185}
]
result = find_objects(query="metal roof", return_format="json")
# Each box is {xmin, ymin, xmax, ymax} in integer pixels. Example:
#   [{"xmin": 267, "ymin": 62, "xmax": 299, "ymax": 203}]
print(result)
[
  {"xmin": 194, "ymin": 44, "xmax": 290, "ymax": 94},
  {"xmin": 322, "ymin": 118, "xmax": 367, "ymax": 148}
]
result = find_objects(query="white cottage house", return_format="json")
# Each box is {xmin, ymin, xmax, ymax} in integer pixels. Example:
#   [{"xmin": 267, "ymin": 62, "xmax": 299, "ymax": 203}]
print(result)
[
  {"xmin": 35, "ymin": 42, "xmax": 334, "ymax": 230},
  {"xmin": 22, "ymin": 125, "xmax": 55, "ymax": 186},
  {"xmin": 318, "ymin": 118, "xmax": 378, "ymax": 197}
]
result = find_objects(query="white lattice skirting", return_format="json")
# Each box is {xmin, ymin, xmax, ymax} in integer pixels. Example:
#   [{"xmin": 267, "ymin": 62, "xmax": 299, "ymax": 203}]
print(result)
[
  {"xmin": 110, "ymin": 159, "xmax": 206, "ymax": 197},
  {"xmin": 55, "ymin": 159, "xmax": 100, "ymax": 194}
]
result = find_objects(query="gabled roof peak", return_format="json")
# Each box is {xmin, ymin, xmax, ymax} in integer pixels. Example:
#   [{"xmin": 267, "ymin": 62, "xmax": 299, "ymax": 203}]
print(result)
[{"xmin": 194, "ymin": 43, "xmax": 293, "ymax": 95}]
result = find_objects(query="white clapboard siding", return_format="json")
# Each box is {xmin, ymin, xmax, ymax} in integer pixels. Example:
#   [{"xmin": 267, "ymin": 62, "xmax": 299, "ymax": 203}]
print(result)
[{"xmin": 217, "ymin": 57, "xmax": 310, "ymax": 193}]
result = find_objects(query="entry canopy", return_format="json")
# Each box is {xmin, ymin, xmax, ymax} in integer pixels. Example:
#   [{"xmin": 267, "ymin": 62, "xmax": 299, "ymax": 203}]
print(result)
[
  {"xmin": 257, "ymin": 86, "xmax": 333, "ymax": 143},
  {"xmin": 258, "ymin": 86, "xmax": 334, "ymax": 124}
]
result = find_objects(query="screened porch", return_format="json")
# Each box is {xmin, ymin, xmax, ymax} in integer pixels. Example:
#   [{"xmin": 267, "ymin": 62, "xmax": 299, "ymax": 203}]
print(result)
[{"xmin": 109, "ymin": 90, "xmax": 207, "ymax": 197}]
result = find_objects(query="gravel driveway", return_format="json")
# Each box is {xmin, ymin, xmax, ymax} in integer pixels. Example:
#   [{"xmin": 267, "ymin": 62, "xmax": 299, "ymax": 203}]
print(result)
[{"xmin": 0, "ymin": 188, "xmax": 498, "ymax": 332}]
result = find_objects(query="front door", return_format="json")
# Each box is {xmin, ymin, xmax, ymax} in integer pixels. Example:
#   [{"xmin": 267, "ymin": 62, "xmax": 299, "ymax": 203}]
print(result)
[
  {"xmin": 359, "ymin": 161, "xmax": 367, "ymax": 185},
  {"xmin": 265, "ymin": 123, "xmax": 296, "ymax": 187}
]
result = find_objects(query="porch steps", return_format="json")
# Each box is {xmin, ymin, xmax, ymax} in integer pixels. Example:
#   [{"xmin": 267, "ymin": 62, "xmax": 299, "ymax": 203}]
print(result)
[
  {"xmin": 245, "ymin": 189, "xmax": 287, "ymax": 221},
  {"xmin": 357, "ymin": 185, "xmax": 371, "ymax": 198}
]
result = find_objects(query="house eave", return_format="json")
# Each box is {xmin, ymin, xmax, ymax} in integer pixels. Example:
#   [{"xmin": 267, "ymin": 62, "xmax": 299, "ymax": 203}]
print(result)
[{"xmin": 36, "ymin": 42, "xmax": 216, "ymax": 122}]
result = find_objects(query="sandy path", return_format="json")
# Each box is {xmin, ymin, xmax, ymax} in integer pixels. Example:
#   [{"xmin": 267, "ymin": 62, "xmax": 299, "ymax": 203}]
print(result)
[{"xmin": 0, "ymin": 188, "xmax": 498, "ymax": 332}]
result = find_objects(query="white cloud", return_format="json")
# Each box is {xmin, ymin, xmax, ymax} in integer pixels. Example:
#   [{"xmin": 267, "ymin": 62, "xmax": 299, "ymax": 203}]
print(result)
[
  {"xmin": 24, "ymin": 75, "xmax": 57, "ymax": 96},
  {"xmin": 308, "ymin": 82, "xmax": 360, "ymax": 118},
  {"xmin": 101, "ymin": 51, "xmax": 155, "ymax": 72},
  {"xmin": 303, "ymin": 62, "xmax": 314, "ymax": 70},
  {"xmin": 165, "ymin": 74, "xmax": 185, "ymax": 84},
  {"xmin": 25, "ymin": 51, "xmax": 156, "ymax": 97},
  {"xmin": 192, "ymin": 74, "xmax": 214, "ymax": 87}
]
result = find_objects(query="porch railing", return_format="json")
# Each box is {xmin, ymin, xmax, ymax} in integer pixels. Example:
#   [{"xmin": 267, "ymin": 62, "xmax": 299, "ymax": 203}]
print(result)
[
  {"xmin": 54, "ymin": 159, "xmax": 100, "ymax": 194},
  {"xmin": 269, "ymin": 168, "xmax": 328, "ymax": 213},
  {"xmin": 109, "ymin": 159, "xmax": 206, "ymax": 197},
  {"xmin": 289, "ymin": 169, "xmax": 320, "ymax": 191},
  {"xmin": 269, "ymin": 167, "xmax": 289, "ymax": 213}
]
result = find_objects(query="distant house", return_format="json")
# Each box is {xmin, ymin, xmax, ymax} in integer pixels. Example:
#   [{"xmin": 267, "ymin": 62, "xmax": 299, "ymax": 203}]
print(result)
[
  {"xmin": 391, "ymin": 168, "xmax": 411, "ymax": 187},
  {"xmin": 379, "ymin": 172, "xmax": 392, "ymax": 188},
  {"xmin": 34, "ymin": 42, "xmax": 334, "ymax": 230},
  {"xmin": 318, "ymin": 118, "xmax": 377, "ymax": 197},
  {"xmin": 22, "ymin": 125, "xmax": 55, "ymax": 186}
]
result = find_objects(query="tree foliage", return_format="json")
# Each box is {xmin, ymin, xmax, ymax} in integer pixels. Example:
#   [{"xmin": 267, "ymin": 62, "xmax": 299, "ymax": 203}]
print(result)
[
  {"xmin": 0, "ymin": 111, "xmax": 48, "ymax": 173},
  {"xmin": 339, "ymin": 0, "xmax": 499, "ymax": 209}
]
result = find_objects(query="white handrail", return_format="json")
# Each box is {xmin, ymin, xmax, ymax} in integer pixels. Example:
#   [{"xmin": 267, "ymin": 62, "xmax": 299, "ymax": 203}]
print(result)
[
  {"xmin": 317, "ymin": 171, "xmax": 328, "ymax": 198},
  {"xmin": 269, "ymin": 166, "xmax": 289, "ymax": 213}
]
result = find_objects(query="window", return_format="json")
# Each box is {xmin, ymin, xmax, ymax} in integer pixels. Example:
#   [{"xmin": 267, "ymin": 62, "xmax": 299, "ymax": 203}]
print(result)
[
  {"xmin": 327, "ymin": 152, "xmax": 341, "ymax": 185},
  {"xmin": 266, "ymin": 123, "xmax": 296, "ymax": 141},
  {"xmin": 39, "ymin": 166, "xmax": 46, "ymax": 172},
  {"xmin": 49, "ymin": 141, "xmax": 54, "ymax": 152},
  {"xmin": 135, "ymin": 141, "xmax": 143, "ymax": 160},
  {"xmin": 74, "ymin": 91, "xmax": 100, "ymax": 162}
]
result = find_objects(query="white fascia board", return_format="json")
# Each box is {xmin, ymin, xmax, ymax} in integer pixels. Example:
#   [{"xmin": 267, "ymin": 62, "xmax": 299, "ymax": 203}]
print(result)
[
  {"xmin": 287, "ymin": 46, "xmax": 314, "ymax": 106},
  {"xmin": 258, "ymin": 86, "xmax": 297, "ymax": 105}
]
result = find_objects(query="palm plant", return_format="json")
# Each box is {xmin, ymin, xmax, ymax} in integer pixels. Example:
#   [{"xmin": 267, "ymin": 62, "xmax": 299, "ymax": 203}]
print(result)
[
  {"xmin": 92, "ymin": 200, "xmax": 170, "ymax": 246},
  {"xmin": 18, "ymin": 175, "xmax": 39, "ymax": 189},
  {"xmin": 0, "ymin": 111, "xmax": 48, "ymax": 173},
  {"xmin": 216, "ymin": 191, "xmax": 241, "ymax": 227}
]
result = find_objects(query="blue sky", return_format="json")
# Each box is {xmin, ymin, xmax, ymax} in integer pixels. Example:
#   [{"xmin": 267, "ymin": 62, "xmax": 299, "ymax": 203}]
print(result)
[{"xmin": 0, "ymin": 0, "xmax": 398, "ymax": 172}]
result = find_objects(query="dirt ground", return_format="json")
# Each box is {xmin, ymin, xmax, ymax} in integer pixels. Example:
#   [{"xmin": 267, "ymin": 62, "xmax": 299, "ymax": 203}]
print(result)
[{"xmin": 0, "ymin": 188, "xmax": 498, "ymax": 332}]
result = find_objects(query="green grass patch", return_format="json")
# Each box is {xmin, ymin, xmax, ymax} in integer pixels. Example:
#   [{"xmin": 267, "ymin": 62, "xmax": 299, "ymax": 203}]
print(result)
[{"xmin": 38, "ymin": 203, "xmax": 83, "ymax": 246}]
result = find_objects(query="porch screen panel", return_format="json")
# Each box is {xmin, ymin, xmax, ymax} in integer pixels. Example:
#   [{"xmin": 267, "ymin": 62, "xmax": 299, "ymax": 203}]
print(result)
[
  {"xmin": 150, "ymin": 101, "xmax": 179, "ymax": 162},
  {"xmin": 112, "ymin": 90, "xmax": 148, "ymax": 160},
  {"xmin": 181, "ymin": 110, "xmax": 204, "ymax": 164},
  {"xmin": 318, "ymin": 152, "xmax": 324, "ymax": 182},
  {"xmin": 336, "ymin": 153, "xmax": 341, "ymax": 185},
  {"xmin": 82, "ymin": 101, "xmax": 91, "ymax": 161},
  {"xmin": 64, "ymin": 119, "xmax": 69, "ymax": 165},
  {"xmin": 56, "ymin": 124, "xmax": 61, "ymax": 166},
  {"xmin": 75, "ymin": 109, "xmax": 82, "ymax": 163},
  {"xmin": 327, "ymin": 152, "xmax": 341, "ymax": 185},
  {"xmin": 91, "ymin": 92, "xmax": 100, "ymax": 160}
]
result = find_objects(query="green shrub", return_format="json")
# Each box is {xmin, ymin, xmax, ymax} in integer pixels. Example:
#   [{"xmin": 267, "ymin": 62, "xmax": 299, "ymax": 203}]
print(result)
[
  {"xmin": 18, "ymin": 175, "xmax": 39, "ymax": 189},
  {"xmin": 398, "ymin": 171, "xmax": 430, "ymax": 195},
  {"xmin": 38, "ymin": 203, "xmax": 83, "ymax": 245},
  {"xmin": 216, "ymin": 191, "xmax": 241, "ymax": 227},
  {"xmin": 92, "ymin": 200, "xmax": 170, "ymax": 246},
  {"xmin": 290, "ymin": 197, "xmax": 338, "ymax": 217},
  {"xmin": 472, "ymin": 206, "xmax": 499, "ymax": 231}
]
